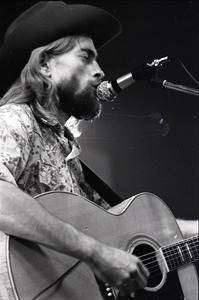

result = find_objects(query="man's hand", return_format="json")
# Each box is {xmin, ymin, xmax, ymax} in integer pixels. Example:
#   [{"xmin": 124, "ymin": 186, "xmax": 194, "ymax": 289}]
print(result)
[{"xmin": 86, "ymin": 242, "xmax": 149, "ymax": 295}]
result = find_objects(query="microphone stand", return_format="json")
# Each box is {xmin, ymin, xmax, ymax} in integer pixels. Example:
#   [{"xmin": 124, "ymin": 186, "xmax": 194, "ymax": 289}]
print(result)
[{"xmin": 150, "ymin": 77, "xmax": 199, "ymax": 97}]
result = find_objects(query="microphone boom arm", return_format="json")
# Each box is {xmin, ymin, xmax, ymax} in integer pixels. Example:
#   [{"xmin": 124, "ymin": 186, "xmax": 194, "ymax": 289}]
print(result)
[
  {"xmin": 96, "ymin": 56, "xmax": 199, "ymax": 101},
  {"xmin": 150, "ymin": 77, "xmax": 199, "ymax": 97}
]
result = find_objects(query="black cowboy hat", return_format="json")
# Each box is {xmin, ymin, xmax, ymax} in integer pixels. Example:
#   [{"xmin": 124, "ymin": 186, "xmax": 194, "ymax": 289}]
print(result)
[{"xmin": 0, "ymin": 1, "xmax": 121, "ymax": 96}]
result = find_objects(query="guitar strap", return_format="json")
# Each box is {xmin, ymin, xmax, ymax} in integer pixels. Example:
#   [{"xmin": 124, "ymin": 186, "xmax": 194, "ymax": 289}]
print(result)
[{"xmin": 81, "ymin": 160, "xmax": 123, "ymax": 207}]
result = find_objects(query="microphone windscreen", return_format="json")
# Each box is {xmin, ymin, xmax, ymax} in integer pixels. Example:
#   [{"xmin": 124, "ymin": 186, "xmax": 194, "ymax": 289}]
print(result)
[{"xmin": 96, "ymin": 81, "xmax": 117, "ymax": 102}]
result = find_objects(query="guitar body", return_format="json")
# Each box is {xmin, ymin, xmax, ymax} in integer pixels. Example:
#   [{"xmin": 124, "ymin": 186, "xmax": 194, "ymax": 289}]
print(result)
[{"xmin": 3, "ymin": 192, "xmax": 198, "ymax": 299}]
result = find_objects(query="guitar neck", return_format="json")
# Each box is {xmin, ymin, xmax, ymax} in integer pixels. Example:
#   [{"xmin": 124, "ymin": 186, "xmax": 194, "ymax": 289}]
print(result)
[{"xmin": 161, "ymin": 235, "xmax": 198, "ymax": 272}]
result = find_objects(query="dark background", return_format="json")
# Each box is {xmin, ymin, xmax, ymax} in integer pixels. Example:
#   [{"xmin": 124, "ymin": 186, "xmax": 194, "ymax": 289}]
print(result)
[{"xmin": 0, "ymin": 1, "xmax": 198, "ymax": 220}]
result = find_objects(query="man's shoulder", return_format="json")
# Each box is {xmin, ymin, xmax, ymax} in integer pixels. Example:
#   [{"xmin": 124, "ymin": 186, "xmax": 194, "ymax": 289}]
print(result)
[
  {"xmin": 0, "ymin": 103, "xmax": 36, "ymax": 133},
  {"xmin": 0, "ymin": 102, "xmax": 32, "ymax": 116}
]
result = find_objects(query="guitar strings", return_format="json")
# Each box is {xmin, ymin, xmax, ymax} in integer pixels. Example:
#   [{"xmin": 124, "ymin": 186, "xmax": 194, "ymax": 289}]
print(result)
[
  {"xmin": 138, "ymin": 248, "xmax": 198, "ymax": 281},
  {"xmin": 144, "ymin": 251, "xmax": 198, "ymax": 278},
  {"xmin": 140, "ymin": 244, "xmax": 198, "ymax": 268},
  {"xmin": 132, "ymin": 237, "xmax": 198, "ymax": 279},
  {"xmin": 141, "ymin": 252, "xmax": 198, "ymax": 282},
  {"xmin": 135, "ymin": 236, "xmax": 198, "ymax": 264},
  {"xmin": 139, "ymin": 242, "xmax": 198, "ymax": 267},
  {"xmin": 136, "ymin": 236, "xmax": 198, "ymax": 260}
]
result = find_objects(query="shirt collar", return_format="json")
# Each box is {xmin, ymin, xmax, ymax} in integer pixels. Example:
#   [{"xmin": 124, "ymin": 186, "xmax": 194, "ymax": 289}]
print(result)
[
  {"xmin": 40, "ymin": 116, "xmax": 81, "ymax": 155},
  {"xmin": 40, "ymin": 117, "xmax": 65, "ymax": 135}
]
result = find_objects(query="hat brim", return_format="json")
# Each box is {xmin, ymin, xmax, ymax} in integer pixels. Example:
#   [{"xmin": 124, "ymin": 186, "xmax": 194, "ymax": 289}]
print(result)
[{"xmin": 0, "ymin": 1, "xmax": 121, "ymax": 94}]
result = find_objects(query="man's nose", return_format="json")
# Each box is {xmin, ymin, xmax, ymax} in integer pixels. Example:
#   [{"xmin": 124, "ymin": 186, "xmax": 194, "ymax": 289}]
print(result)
[{"xmin": 93, "ymin": 61, "xmax": 105, "ymax": 80}]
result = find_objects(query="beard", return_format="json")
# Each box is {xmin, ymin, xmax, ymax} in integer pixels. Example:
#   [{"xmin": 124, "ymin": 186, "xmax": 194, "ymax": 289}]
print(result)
[{"xmin": 57, "ymin": 77, "xmax": 102, "ymax": 121}]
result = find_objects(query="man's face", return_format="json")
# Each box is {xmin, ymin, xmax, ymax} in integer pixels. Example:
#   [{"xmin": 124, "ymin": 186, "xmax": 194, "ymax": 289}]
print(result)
[{"xmin": 49, "ymin": 36, "xmax": 105, "ymax": 120}]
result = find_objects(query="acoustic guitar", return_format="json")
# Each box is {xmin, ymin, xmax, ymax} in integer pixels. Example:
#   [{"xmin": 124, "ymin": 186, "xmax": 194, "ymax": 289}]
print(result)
[{"xmin": 0, "ymin": 191, "xmax": 198, "ymax": 299}]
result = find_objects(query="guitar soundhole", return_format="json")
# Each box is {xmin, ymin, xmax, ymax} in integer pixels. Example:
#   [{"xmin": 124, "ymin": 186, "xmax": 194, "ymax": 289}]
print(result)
[{"xmin": 132, "ymin": 243, "xmax": 164, "ymax": 290}]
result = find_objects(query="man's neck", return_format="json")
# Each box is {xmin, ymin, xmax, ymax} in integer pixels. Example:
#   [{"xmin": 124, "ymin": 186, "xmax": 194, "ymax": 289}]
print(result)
[{"xmin": 58, "ymin": 110, "xmax": 71, "ymax": 126}]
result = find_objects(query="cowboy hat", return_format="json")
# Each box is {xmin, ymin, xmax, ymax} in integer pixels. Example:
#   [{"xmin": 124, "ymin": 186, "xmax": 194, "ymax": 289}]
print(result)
[{"xmin": 0, "ymin": 1, "xmax": 121, "ymax": 95}]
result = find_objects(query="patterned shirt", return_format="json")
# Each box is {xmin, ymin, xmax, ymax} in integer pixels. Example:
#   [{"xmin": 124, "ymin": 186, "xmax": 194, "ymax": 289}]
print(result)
[{"xmin": 0, "ymin": 103, "xmax": 110, "ymax": 209}]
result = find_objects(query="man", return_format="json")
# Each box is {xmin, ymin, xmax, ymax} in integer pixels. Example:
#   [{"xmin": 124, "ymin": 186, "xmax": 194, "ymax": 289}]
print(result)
[{"xmin": 0, "ymin": 2, "xmax": 197, "ymax": 299}]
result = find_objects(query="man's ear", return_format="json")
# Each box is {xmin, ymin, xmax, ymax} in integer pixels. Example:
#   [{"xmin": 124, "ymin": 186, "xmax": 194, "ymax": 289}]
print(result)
[{"xmin": 40, "ymin": 53, "xmax": 51, "ymax": 77}]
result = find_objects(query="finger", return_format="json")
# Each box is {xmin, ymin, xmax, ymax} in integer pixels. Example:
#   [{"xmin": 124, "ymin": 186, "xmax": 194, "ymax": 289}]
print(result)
[
  {"xmin": 126, "ymin": 278, "xmax": 137, "ymax": 293},
  {"xmin": 138, "ymin": 260, "xmax": 150, "ymax": 278},
  {"xmin": 119, "ymin": 289, "xmax": 133, "ymax": 299},
  {"xmin": 134, "ymin": 265, "xmax": 148, "ymax": 289},
  {"xmin": 118, "ymin": 277, "xmax": 137, "ymax": 294}
]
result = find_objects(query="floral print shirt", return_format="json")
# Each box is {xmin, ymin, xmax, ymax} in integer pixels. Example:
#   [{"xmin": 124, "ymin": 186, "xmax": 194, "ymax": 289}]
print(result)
[{"xmin": 0, "ymin": 103, "xmax": 110, "ymax": 209}]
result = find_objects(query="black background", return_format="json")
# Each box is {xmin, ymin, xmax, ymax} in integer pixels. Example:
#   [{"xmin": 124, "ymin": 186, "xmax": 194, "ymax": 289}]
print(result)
[{"xmin": 0, "ymin": 1, "xmax": 198, "ymax": 220}]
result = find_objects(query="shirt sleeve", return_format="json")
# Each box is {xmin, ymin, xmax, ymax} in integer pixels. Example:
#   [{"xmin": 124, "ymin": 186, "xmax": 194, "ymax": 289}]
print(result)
[{"xmin": 0, "ymin": 105, "xmax": 32, "ymax": 184}]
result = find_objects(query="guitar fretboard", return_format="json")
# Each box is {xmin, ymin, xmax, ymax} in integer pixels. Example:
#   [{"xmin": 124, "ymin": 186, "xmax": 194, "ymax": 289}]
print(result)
[{"xmin": 161, "ymin": 235, "xmax": 198, "ymax": 272}]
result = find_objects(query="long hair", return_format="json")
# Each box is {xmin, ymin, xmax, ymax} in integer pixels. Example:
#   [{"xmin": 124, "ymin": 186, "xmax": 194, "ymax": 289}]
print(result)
[{"xmin": 0, "ymin": 36, "xmax": 83, "ymax": 128}]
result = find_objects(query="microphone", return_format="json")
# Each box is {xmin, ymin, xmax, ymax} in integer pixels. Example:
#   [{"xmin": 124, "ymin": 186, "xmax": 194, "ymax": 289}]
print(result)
[{"xmin": 96, "ymin": 56, "xmax": 169, "ymax": 102}]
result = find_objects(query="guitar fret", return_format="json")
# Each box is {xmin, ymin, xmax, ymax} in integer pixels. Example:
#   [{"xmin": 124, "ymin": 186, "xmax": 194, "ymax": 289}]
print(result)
[
  {"xmin": 186, "ymin": 243, "xmax": 193, "ymax": 259},
  {"xmin": 178, "ymin": 244, "xmax": 191, "ymax": 264},
  {"xmin": 187, "ymin": 237, "xmax": 198, "ymax": 260},
  {"xmin": 171, "ymin": 245, "xmax": 183, "ymax": 269},
  {"xmin": 162, "ymin": 246, "xmax": 181, "ymax": 271},
  {"xmin": 162, "ymin": 236, "xmax": 198, "ymax": 272},
  {"xmin": 177, "ymin": 246, "xmax": 184, "ymax": 261},
  {"xmin": 159, "ymin": 248, "xmax": 170, "ymax": 272}
]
